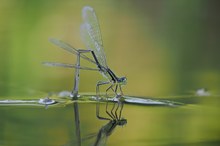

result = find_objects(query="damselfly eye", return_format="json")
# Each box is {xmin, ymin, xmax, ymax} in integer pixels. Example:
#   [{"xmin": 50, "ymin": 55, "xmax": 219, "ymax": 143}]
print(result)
[
  {"xmin": 122, "ymin": 77, "xmax": 127, "ymax": 84},
  {"xmin": 118, "ymin": 118, "xmax": 127, "ymax": 126}
]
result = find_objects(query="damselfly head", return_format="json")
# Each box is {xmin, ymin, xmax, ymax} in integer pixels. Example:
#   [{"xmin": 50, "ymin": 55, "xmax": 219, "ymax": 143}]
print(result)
[
  {"xmin": 118, "ymin": 76, "xmax": 127, "ymax": 85},
  {"xmin": 117, "ymin": 118, "xmax": 127, "ymax": 126}
]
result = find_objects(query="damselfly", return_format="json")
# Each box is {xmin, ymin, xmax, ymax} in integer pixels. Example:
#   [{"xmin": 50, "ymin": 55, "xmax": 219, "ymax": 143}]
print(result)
[{"xmin": 44, "ymin": 6, "xmax": 127, "ymax": 98}]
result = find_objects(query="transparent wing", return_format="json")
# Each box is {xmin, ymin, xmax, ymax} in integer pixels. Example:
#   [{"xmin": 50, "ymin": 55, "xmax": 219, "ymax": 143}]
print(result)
[
  {"xmin": 81, "ymin": 6, "xmax": 108, "ymax": 68},
  {"xmin": 42, "ymin": 62, "xmax": 99, "ymax": 71},
  {"xmin": 49, "ymin": 38, "xmax": 97, "ymax": 65}
]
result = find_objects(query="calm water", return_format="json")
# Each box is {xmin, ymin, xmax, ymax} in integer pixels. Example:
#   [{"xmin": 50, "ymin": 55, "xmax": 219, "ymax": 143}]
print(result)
[{"xmin": 1, "ymin": 94, "xmax": 220, "ymax": 146}]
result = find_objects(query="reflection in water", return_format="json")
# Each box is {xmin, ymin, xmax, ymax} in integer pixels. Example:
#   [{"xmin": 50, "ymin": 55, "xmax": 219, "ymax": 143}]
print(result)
[
  {"xmin": 96, "ymin": 95, "xmax": 124, "ymax": 121},
  {"xmin": 93, "ymin": 117, "xmax": 127, "ymax": 146},
  {"xmin": 71, "ymin": 98, "xmax": 126, "ymax": 146},
  {"xmin": 95, "ymin": 95, "xmax": 126, "ymax": 145},
  {"xmin": 73, "ymin": 101, "xmax": 81, "ymax": 146}
]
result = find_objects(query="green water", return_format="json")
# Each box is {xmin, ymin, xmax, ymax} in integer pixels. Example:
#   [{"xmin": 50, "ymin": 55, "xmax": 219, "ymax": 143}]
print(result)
[{"xmin": 1, "ymin": 95, "xmax": 220, "ymax": 146}]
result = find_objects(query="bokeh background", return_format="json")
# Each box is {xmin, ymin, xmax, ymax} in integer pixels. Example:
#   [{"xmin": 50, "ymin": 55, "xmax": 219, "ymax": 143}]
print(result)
[{"xmin": 0, "ymin": 0, "xmax": 220, "ymax": 97}]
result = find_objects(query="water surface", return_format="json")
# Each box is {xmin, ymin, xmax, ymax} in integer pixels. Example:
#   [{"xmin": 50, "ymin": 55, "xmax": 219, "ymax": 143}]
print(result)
[{"xmin": 1, "ymin": 94, "xmax": 219, "ymax": 146}]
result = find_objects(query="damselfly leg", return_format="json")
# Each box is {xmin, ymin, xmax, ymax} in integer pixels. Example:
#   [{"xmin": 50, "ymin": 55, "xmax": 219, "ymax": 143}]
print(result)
[{"xmin": 114, "ymin": 100, "xmax": 122, "ymax": 120}]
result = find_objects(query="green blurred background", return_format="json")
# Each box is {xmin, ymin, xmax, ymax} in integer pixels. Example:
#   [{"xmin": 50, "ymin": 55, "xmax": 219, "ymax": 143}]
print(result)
[
  {"xmin": 0, "ymin": 0, "xmax": 220, "ymax": 97},
  {"xmin": 1, "ymin": 1, "xmax": 220, "ymax": 146}
]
